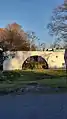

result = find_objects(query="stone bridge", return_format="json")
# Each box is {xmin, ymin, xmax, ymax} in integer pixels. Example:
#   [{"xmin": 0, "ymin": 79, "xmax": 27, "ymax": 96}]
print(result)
[{"xmin": 3, "ymin": 50, "xmax": 65, "ymax": 70}]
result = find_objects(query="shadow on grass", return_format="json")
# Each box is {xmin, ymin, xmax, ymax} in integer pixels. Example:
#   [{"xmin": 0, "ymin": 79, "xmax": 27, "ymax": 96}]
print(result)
[
  {"xmin": 0, "ymin": 69, "xmax": 66, "ymax": 95},
  {"xmin": 0, "ymin": 69, "xmax": 66, "ymax": 82}
]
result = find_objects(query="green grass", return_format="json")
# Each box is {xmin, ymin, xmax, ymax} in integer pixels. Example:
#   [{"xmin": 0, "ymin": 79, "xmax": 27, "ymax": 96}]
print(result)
[{"xmin": 0, "ymin": 69, "xmax": 66, "ymax": 93}]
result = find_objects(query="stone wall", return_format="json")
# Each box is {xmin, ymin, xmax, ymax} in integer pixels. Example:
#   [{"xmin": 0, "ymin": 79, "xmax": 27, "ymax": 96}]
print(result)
[{"xmin": 3, "ymin": 50, "xmax": 65, "ymax": 70}]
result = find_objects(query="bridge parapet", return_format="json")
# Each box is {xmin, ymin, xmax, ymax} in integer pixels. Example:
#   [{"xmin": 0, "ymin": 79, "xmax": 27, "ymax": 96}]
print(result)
[{"xmin": 3, "ymin": 50, "xmax": 65, "ymax": 70}]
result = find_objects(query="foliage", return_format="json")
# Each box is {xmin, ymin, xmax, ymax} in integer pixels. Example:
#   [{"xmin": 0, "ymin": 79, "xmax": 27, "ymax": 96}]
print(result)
[
  {"xmin": 0, "ymin": 24, "xmax": 46, "ymax": 51},
  {"xmin": 0, "ymin": 23, "xmax": 30, "ymax": 51}
]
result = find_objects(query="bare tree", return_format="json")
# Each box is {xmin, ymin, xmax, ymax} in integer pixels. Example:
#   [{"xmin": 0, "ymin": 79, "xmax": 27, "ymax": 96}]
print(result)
[
  {"xmin": 47, "ymin": 0, "xmax": 67, "ymax": 48},
  {"xmin": 40, "ymin": 43, "xmax": 46, "ymax": 51},
  {"xmin": 26, "ymin": 31, "xmax": 38, "ymax": 51}
]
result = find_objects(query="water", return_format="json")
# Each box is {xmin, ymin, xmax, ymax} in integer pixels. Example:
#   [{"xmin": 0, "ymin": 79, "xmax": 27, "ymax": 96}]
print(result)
[{"xmin": 0, "ymin": 93, "xmax": 67, "ymax": 119}]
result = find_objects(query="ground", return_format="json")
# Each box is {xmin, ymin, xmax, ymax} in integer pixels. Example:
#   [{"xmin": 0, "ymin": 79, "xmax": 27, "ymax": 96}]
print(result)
[{"xmin": 0, "ymin": 69, "xmax": 67, "ymax": 94}]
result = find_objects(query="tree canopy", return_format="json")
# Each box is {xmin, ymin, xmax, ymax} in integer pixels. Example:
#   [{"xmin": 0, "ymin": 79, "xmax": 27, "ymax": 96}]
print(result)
[
  {"xmin": 0, "ymin": 22, "xmax": 46, "ymax": 51},
  {"xmin": 0, "ymin": 23, "xmax": 37, "ymax": 51}
]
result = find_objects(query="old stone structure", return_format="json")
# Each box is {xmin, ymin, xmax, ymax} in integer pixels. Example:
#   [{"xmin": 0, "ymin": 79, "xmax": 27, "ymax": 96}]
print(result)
[{"xmin": 3, "ymin": 49, "xmax": 65, "ymax": 70}]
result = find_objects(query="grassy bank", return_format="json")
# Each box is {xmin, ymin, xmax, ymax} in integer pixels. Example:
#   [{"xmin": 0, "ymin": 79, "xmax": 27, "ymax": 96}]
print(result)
[{"xmin": 0, "ymin": 69, "xmax": 67, "ymax": 94}]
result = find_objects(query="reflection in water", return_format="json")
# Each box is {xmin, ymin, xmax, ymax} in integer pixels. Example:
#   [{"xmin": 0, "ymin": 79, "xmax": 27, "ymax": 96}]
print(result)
[{"xmin": 0, "ymin": 93, "xmax": 67, "ymax": 119}]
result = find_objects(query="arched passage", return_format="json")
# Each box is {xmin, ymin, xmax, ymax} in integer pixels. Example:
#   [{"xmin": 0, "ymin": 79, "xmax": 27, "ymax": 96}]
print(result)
[{"xmin": 22, "ymin": 55, "xmax": 48, "ymax": 70}]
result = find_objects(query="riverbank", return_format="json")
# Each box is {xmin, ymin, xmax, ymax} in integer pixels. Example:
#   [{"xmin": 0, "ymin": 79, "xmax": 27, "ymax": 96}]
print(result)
[{"xmin": 0, "ymin": 69, "xmax": 67, "ymax": 95}]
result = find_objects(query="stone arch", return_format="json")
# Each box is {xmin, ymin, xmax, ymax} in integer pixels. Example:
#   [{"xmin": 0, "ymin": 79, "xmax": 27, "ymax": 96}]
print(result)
[{"xmin": 22, "ymin": 55, "xmax": 49, "ymax": 69}]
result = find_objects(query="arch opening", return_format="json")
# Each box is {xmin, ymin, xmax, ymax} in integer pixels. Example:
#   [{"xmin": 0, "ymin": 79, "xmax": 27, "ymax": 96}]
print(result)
[{"xmin": 22, "ymin": 55, "xmax": 48, "ymax": 70}]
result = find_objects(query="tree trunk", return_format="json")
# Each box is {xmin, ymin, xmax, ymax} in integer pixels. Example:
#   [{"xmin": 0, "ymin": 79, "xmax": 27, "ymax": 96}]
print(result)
[{"xmin": 64, "ymin": 49, "xmax": 67, "ymax": 84}]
